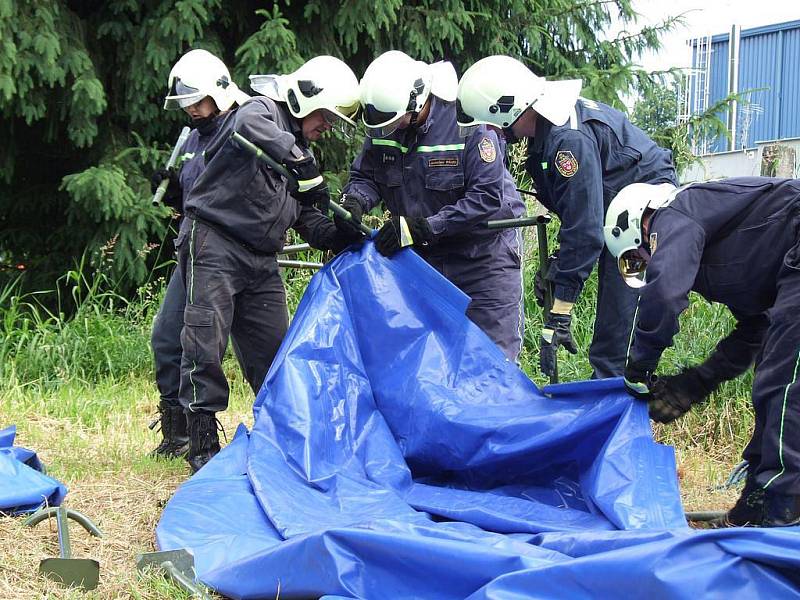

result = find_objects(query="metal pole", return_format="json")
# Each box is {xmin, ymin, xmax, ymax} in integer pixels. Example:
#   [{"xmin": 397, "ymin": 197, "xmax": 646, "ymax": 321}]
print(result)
[
  {"xmin": 279, "ymin": 243, "xmax": 312, "ymax": 256},
  {"xmin": 152, "ymin": 127, "xmax": 191, "ymax": 206},
  {"xmin": 231, "ymin": 132, "xmax": 372, "ymax": 236},
  {"xmin": 486, "ymin": 214, "xmax": 550, "ymax": 230},
  {"xmin": 278, "ymin": 259, "xmax": 323, "ymax": 270},
  {"xmin": 537, "ymin": 219, "xmax": 557, "ymax": 384},
  {"xmin": 727, "ymin": 24, "xmax": 741, "ymax": 151}
]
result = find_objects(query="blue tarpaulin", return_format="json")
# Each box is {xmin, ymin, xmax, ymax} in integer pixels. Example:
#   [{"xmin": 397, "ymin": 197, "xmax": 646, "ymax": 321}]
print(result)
[
  {"xmin": 0, "ymin": 425, "xmax": 67, "ymax": 514},
  {"xmin": 157, "ymin": 243, "xmax": 800, "ymax": 599}
]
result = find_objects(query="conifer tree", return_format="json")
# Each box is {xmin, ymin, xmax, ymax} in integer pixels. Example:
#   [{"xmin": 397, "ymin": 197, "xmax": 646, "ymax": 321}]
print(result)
[{"xmin": 0, "ymin": 0, "xmax": 678, "ymax": 294}]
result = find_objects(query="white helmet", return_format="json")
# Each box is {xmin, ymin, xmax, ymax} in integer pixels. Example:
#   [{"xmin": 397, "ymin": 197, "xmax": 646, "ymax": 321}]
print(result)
[
  {"xmin": 250, "ymin": 56, "xmax": 360, "ymax": 126},
  {"xmin": 604, "ymin": 183, "xmax": 678, "ymax": 288},
  {"xmin": 163, "ymin": 49, "xmax": 250, "ymax": 111},
  {"xmin": 456, "ymin": 55, "xmax": 582, "ymax": 132},
  {"xmin": 358, "ymin": 51, "xmax": 457, "ymax": 138}
]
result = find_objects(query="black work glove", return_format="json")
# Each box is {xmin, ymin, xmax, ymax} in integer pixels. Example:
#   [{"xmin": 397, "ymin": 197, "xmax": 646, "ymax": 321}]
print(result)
[
  {"xmin": 623, "ymin": 360, "xmax": 659, "ymax": 401},
  {"xmin": 285, "ymin": 153, "xmax": 330, "ymax": 209},
  {"xmin": 374, "ymin": 216, "xmax": 434, "ymax": 257},
  {"xmin": 648, "ymin": 367, "xmax": 715, "ymax": 423},
  {"xmin": 539, "ymin": 313, "xmax": 578, "ymax": 378},
  {"xmin": 334, "ymin": 194, "xmax": 365, "ymax": 237},
  {"xmin": 150, "ymin": 168, "xmax": 181, "ymax": 209},
  {"xmin": 534, "ymin": 252, "xmax": 557, "ymax": 308},
  {"xmin": 327, "ymin": 230, "xmax": 366, "ymax": 254}
]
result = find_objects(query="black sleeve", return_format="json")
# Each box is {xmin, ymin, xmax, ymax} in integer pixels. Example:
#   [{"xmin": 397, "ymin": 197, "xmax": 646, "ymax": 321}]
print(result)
[
  {"xmin": 342, "ymin": 138, "xmax": 383, "ymax": 212},
  {"xmin": 629, "ymin": 211, "xmax": 706, "ymax": 367},
  {"xmin": 694, "ymin": 311, "xmax": 769, "ymax": 383},
  {"xmin": 291, "ymin": 206, "xmax": 340, "ymax": 251},
  {"xmin": 233, "ymin": 99, "xmax": 296, "ymax": 162}
]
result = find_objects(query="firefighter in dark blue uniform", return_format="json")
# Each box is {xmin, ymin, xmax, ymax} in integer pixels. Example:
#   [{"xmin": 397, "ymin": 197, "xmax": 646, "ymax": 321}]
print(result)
[
  {"xmin": 149, "ymin": 49, "xmax": 252, "ymax": 459},
  {"xmin": 174, "ymin": 56, "xmax": 363, "ymax": 473},
  {"xmin": 337, "ymin": 51, "xmax": 526, "ymax": 361},
  {"xmin": 457, "ymin": 56, "xmax": 677, "ymax": 379},
  {"xmin": 605, "ymin": 177, "xmax": 800, "ymax": 528}
]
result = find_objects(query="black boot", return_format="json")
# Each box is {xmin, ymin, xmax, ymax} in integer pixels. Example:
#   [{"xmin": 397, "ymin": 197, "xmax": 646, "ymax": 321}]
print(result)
[
  {"xmin": 709, "ymin": 475, "xmax": 764, "ymax": 527},
  {"xmin": 150, "ymin": 401, "xmax": 190, "ymax": 459},
  {"xmin": 186, "ymin": 411, "xmax": 221, "ymax": 474},
  {"xmin": 761, "ymin": 491, "xmax": 800, "ymax": 527}
]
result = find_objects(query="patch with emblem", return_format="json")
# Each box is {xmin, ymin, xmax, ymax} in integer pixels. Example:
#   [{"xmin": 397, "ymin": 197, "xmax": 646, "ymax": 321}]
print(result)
[
  {"xmin": 555, "ymin": 150, "xmax": 578, "ymax": 177},
  {"xmin": 428, "ymin": 157, "xmax": 460, "ymax": 168},
  {"xmin": 478, "ymin": 137, "xmax": 496, "ymax": 163},
  {"xmin": 649, "ymin": 232, "xmax": 658, "ymax": 255},
  {"xmin": 381, "ymin": 152, "xmax": 396, "ymax": 165}
]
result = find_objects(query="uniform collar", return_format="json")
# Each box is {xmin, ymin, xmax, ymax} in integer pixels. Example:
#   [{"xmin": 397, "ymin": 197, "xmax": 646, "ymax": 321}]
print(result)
[
  {"xmin": 419, "ymin": 96, "xmax": 445, "ymax": 134},
  {"xmin": 274, "ymin": 100, "xmax": 306, "ymax": 146},
  {"xmin": 530, "ymin": 118, "xmax": 552, "ymax": 154},
  {"xmin": 401, "ymin": 96, "xmax": 444, "ymax": 144}
]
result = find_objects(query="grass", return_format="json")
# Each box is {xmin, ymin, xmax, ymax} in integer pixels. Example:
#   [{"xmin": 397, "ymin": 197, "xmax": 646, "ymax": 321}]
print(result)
[
  {"xmin": 0, "ymin": 231, "xmax": 757, "ymax": 598},
  {"xmin": 0, "ymin": 369, "xmax": 254, "ymax": 599}
]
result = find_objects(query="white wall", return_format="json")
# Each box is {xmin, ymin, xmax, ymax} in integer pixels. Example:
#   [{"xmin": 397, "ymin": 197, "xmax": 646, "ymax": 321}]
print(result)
[{"xmin": 681, "ymin": 139, "xmax": 800, "ymax": 183}]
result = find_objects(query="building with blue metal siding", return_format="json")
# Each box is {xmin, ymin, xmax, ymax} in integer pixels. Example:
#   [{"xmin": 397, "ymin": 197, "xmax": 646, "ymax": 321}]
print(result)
[{"xmin": 683, "ymin": 19, "xmax": 800, "ymax": 181}]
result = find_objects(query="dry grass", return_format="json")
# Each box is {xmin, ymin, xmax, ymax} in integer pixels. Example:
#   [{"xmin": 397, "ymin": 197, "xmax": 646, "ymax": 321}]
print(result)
[
  {"xmin": 0, "ymin": 369, "xmax": 252, "ymax": 599},
  {"xmin": 0, "ymin": 364, "xmax": 752, "ymax": 598}
]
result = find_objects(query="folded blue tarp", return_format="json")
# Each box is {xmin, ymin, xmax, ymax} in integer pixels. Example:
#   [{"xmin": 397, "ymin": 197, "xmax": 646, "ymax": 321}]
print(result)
[
  {"xmin": 157, "ymin": 243, "xmax": 800, "ymax": 599},
  {"xmin": 0, "ymin": 425, "xmax": 67, "ymax": 514}
]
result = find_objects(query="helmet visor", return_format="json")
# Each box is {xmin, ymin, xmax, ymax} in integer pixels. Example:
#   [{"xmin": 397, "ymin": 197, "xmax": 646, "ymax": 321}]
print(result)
[
  {"xmin": 363, "ymin": 111, "xmax": 410, "ymax": 138},
  {"xmin": 321, "ymin": 109, "xmax": 356, "ymax": 138},
  {"xmin": 456, "ymin": 98, "xmax": 479, "ymax": 137},
  {"xmin": 164, "ymin": 79, "xmax": 205, "ymax": 110},
  {"xmin": 618, "ymin": 247, "xmax": 651, "ymax": 289}
]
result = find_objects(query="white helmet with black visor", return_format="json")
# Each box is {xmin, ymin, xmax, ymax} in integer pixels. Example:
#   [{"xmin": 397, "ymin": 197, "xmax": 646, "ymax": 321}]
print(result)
[
  {"xmin": 163, "ymin": 49, "xmax": 249, "ymax": 111},
  {"xmin": 603, "ymin": 183, "xmax": 680, "ymax": 288},
  {"xmin": 359, "ymin": 50, "xmax": 457, "ymax": 138}
]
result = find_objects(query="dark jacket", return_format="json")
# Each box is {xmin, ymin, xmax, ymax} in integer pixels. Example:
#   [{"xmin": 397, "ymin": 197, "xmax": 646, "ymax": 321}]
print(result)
[
  {"xmin": 344, "ymin": 96, "xmax": 525, "ymax": 260},
  {"xmin": 183, "ymin": 96, "xmax": 340, "ymax": 253},
  {"xmin": 630, "ymin": 177, "xmax": 800, "ymax": 368},
  {"xmin": 526, "ymin": 98, "xmax": 677, "ymax": 302},
  {"xmin": 175, "ymin": 117, "xmax": 223, "ymax": 208}
]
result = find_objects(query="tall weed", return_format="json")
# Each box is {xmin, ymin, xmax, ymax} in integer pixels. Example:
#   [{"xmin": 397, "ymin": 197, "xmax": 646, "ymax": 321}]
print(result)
[{"xmin": 0, "ymin": 256, "xmax": 157, "ymax": 389}]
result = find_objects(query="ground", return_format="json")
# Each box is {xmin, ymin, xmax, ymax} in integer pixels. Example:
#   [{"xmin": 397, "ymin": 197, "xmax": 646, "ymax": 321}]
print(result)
[{"xmin": 0, "ymin": 366, "xmax": 746, "ymax": 600}]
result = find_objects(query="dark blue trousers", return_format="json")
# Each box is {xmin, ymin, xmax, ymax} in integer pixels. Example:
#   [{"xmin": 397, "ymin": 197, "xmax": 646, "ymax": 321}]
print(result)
[
  {"xmin": 590, "ymin": 247, "xmax": 640, "ymax": 378},
  {"xmin": 421, "ymin": 229, "xmax": 523, "ymax": 362},
  {"xmin": 151, "ymin": 264, "xmax": 255, "ymax": 409},
  {"xmin": 176, "ymin": 219, "xmax": 289, "ymax": 414},
  {"xmin": 151, "ymin": 266, "xmax": 187, "ymax": 409},
  {"xmin": 745, "ymin": 233, "xmax": 800, "ymax": 495}
]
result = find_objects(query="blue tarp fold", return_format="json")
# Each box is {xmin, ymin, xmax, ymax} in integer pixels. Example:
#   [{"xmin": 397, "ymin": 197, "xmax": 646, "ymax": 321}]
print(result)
[
  {"xmin": 157, "ymin": 243, "xmax": 800, "ymax": 599},
  {"xmin": 0, "ymin": 425, "xmax": 67, "ymax": 514}
]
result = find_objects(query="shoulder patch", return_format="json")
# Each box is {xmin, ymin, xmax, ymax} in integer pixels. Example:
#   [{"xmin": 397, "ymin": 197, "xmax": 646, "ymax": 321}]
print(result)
[
  {"xmin": 478, "ymin": 137, "xmax": 496, "ymax": 163},
  {"xmin": 555, "ymin": 150, "xmax": 578, "ymax": 177}
]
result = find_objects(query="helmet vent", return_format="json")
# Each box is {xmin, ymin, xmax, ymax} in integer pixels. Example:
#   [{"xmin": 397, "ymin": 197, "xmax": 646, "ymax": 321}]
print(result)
[
  {"xmin": 615, "ymin": 210, "xmax": 629, "ymax": 231},
  {"xmin": 287, "ymin": 89, "xmax": 301, "ymax": 113},
  {"xmin": 494, "ymin": 96, "xmax": 515, "ymax": 113},
  {"xmin": 298, "ymin": 80, "xmax": 323, "ymax": 98}
]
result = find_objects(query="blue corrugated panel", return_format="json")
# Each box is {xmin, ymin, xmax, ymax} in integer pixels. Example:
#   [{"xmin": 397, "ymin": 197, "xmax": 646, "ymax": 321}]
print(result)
[
  {"xmin": 779, "ymin": 27, "xmax": 800, "ymax": 140},
  {"xmin": 708, "ymin": 39, "xmax": 728, "ymax": 153},
  {"xmin": 697, "ymin": 19, "xmax": 800, "ymax": 152},
  {"xmin": 739, "ymin": 31, "xmax": 780, "ymax": 146}
]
